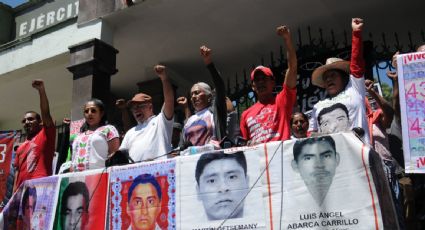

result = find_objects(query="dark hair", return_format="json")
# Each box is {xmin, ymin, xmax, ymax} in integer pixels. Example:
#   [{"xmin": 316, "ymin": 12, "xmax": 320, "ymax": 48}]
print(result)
[
  {"xmin": 416, "ymin": 44, "xmax": 425, "ymax": 52},
  {"xmin": 318, "ymin": 103, "xmax": 349, "ymax": 126},
  {"xmin": 80, "ymin": 98, "xmax": 107, "ymax": 133},
  {"xmin": 24, "ymin": 111, "xmax": 41, "ymax": 121},
  {"xmin": 293, "ymin": 136, "xmax": 336, "ymax": 162},
  {"xmin": 195, "ymin": 151, "xmax": 247, "ymax": 185},
  {"xmin": 128, "ymin": 174, "xmax": 162, "ymax": 202},
  {"xmin": 22, "ymin": 186, "xmax": 37, "ymax": 215},
  {"xmin": 290, "ymin": 112, "xmax": 309, "ymax": 125},
  {"xmin": 61, "ymin": 181, "xmax": 90, "ymax": 214}
]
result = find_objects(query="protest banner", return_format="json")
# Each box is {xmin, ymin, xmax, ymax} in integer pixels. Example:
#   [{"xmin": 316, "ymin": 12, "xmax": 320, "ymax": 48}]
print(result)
[
  {"xmin": 0, "ymin": 131, "xmax": 18, "ymax": 211},
  {"xmin": 397, "ymin": 51, "xmax": 425, "ymax": 173},
  {"xmin": 19, "ymin": 176, "xmax": 59, "ymax": 229},
  {"xmin": 109, "ymin": 160, "xmax": 176, "ymax": 230},
  {"xmin": 1, "ymin": 184, "xmax": 24, "ymax": 229},
  {"xmin": 262, "ymin": 132, "xmax": 396, "ymax": 229},
  {"xmin": 178, "ymin": 148, "xmax": 266, "ymax": 230},
  {"xmin": 0, "ymin": 133, "xmax": 396, "ymax": 229},
  {"xmin": 53, "ymin": 169, "xmax": 109, "ymax": 230}
]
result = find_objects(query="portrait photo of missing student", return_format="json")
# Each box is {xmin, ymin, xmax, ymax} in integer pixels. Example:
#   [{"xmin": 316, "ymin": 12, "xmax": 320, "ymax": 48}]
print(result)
[
  {"xmin": 60, "ymin": 181, "xmax": 90, "ymax": 230},
  {"xmin": 179, "ymin": 150, "xmax": 265, "ymax": 229},
  {"xmin": 291, "ymin": 136, "xmax": 340, "ymax": 206},
  {"xmin": 54, "ymin": 171, "xmax": 109, "ymax": 230},
  {"xmin": 277, "ymin": 133, "xmax": 383, "ymax": 229},
  {"xmin": 18, "ymin": 177, "xmax": 59, "ymax": 230},
  {"xmin": 126, "ymin": 174, "xmax": 163, "ymax": 230},
  {"xmin": 21, "ymin": 186, "xmax": 37, "ymax": 229},
  {"xmin": 318, "ymin": 103, "xmax": 351, "ymax": 134},
  {"xmin": 109, "ymin": 160, "xmax": 176, "ymax": 230},
  {"xmin": 195, "ymin": 151, "xmax": 249, "ymax": 220}
]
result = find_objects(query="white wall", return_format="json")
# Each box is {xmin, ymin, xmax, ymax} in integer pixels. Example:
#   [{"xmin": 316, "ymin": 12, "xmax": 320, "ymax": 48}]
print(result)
[{"xmin": 0, "ymin": 19, "xmax": 103, "ymax": 75}]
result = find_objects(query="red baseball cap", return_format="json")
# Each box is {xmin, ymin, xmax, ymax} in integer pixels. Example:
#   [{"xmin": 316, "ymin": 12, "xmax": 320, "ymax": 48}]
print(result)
[{"xmin": 250, "ymin": 65, "xmax": 274, "ymax": 81}]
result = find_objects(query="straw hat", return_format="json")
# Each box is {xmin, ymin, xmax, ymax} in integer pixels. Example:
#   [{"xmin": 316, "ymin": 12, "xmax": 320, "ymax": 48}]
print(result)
[{"xmin": 311, "ymin": 58, "xmax": 350, "ymax": 88}]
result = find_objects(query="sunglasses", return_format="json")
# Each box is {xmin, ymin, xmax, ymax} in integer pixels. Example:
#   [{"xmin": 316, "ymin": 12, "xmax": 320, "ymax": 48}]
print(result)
[{"xmin": 84, "ymin": 108, "xmax": 99, "ymax": 114}]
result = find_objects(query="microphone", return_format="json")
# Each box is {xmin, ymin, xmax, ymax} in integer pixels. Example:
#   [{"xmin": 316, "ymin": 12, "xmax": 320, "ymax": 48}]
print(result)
[{"xmin": 167, "ymin": 141, "xmax": 193, "ymax": 156}]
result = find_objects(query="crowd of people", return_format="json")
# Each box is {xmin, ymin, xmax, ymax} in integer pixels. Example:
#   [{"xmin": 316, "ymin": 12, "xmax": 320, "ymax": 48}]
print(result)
[{"xmin": 11, "ymin": 18, "xmax": 425, "ymax": 229}]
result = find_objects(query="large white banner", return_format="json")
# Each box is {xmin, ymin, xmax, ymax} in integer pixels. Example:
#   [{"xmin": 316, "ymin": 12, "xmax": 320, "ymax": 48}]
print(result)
[
  {"xmin": 263, "ymin": 133, "xmax": 396, "ymax": 229},
  {"xmin": 0, "ymin": 133, "xmax": 396, "ymax": 229},
  {"xmin": 397, "ymin": 51, "xmax": 425, "ymax": 173},
  {"xmin": 178, "ymin": 146, "xmax": 266, "ymax": 230}
]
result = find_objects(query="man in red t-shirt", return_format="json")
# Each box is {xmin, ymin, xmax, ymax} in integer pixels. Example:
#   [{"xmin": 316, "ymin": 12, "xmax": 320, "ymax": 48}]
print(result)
[
  {"xmin": 240, "ymin": 25, "xmax": 297, "ymax": 145},
  {"xmin": 13, "ymin": 80, "xmax": 55, "ymax": 191}
]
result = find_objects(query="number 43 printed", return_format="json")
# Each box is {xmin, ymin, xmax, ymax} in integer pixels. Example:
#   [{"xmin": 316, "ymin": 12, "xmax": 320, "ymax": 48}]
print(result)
[{"xmin": 0, "ymin": 144, "xmax": 6, "ymax": 163}]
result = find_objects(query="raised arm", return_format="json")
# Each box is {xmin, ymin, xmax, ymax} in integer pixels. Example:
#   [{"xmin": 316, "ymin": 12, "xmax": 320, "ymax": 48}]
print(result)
[
  {"xmin": 365, "ymin": 80, "xmax": 394, "ymax": 128},
  {"xmin": 388, "ymin": 51, "xmax": 401, "ymax": 119},
  {"xmin": 387, "ymin": 70, "xmax": 400, "ymax": 119},
  {"xmin": 154, "ymin": 65, "xmax": 174, "ymax": 120},
  {"xmin": 277, "ymin": 26, "xmax": 297, "ymax": 88},
  {"xmin": 200, "ymin": 45, "xmax": 227, "ymax": 140},
  {"xmin": 177, "ymin": 96, "xmax": 192, "ymax": 120},
  {"xmin": 200, "ymin": 46, "xmax": 226, "ymax": 94},
  {"xmin": 115, "ymin": 99, "xmax": 133, "ymax": 133},
  {"xmin": 350, "ymin": 18, "xmax": 365, "ymax": 78},
  {"xmin": 32, "ymin": 79, "xmax": 54, "ymax": 127}
]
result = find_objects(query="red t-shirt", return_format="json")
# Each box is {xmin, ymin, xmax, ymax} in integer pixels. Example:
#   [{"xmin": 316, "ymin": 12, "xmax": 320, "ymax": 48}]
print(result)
[
  {"xmin": 240, "ymin": 84, "xmax": 297, "ymax": 144},
  {"xmin": 14, "ymin": 126, "xmax": 56, "ymax": 188}
]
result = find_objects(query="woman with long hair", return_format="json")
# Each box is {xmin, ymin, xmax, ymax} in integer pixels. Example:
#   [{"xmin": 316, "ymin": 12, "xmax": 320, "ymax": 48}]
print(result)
[{"xmin": 71, "ymin": 99, "xmax": 120, "ymax": 171}]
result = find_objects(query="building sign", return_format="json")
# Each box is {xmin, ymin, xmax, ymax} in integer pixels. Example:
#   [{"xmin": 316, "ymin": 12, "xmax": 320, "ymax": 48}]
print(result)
[{"xmin": 15, "ymin": 0, "xmax": 79, "ymax": 39}]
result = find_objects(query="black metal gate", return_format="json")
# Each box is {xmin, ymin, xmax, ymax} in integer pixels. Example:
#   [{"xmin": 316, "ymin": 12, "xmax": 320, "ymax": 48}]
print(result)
[{"xmin": 227, "ymin": 27, "xmax": 425, "ymax": 117}]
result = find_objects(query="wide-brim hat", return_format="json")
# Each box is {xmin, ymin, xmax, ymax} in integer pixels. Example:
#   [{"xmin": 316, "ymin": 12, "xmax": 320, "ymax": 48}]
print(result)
[
  {"xmin": 311, "ymin": 57, "xmax": 350, "ymax": 88},
  {"xmin": 127, "ymin": 93, "xmax": 152, "ymax": 107},
  {"xmin": 250, "ymin": 65, "xmax": 274, "ymax": 81}
]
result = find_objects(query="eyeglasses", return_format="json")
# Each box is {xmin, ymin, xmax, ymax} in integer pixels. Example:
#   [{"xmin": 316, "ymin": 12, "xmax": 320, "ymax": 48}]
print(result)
[
  {"xmin": 131, "ymin": 103, "xmax": 149, "ymax": 111},
  {"xmin": 84, "ymin": 108, "xmax": 99, "ymax": 114}
]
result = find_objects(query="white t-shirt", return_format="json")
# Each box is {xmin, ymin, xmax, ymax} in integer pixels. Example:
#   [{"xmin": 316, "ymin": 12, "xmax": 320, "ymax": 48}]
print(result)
[
  {"xmin": 120, "ymin": 112, "xmax": 173, "ymax": 162},
  {"xmin": 312, "ymin": 75, "xmax": 370, "ymax": 144},
  {"xmin": 71, "ymin": 125, "xmax": 119, "ymax": 171},
  {"xmin": 183, "ymin": 108, "xmax": 215, "ymax": 146}
]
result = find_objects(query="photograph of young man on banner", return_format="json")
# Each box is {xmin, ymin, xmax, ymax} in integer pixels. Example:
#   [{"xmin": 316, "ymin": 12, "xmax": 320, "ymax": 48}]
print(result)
[
  {"xmin": 109, "ymin": 160, "xmax": 176, "ymax": 230},
  {"xmin": 60, "ymin": 181, "xmax": 90, "ymax": 230},
  {"xmin": 21, "ymin": 186, "xmax": 37, "ymax": 229},
  {"xmin": 317, "ymin": 103, "xmax": 351, "ymax": 134},
  {"xmin": 19, "ymin": 176, "xmax": 59, "ymax": 230},
  {"xmin": 195, "ymin": 151, "xmax": 249, "ymax": 220},
  {"xmin": 291, "ymin": 136, "xmax": 340, "ymax": 206},
  {"xmin": 53, "ymin": 171, "xmax": 108, "ymax": 230},
  {"xmin": 274, "ymin": 133, "xmax": 384, "ymax": 230},
  {"xmin": 179, "ymin": 150, "xmax": 265, "ymax": 229}
]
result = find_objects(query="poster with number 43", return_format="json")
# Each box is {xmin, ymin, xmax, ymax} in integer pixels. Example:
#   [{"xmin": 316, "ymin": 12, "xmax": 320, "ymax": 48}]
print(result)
[{"xmin": 397, "ymin": 51, "xmax": 425, "ymax": 173}]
